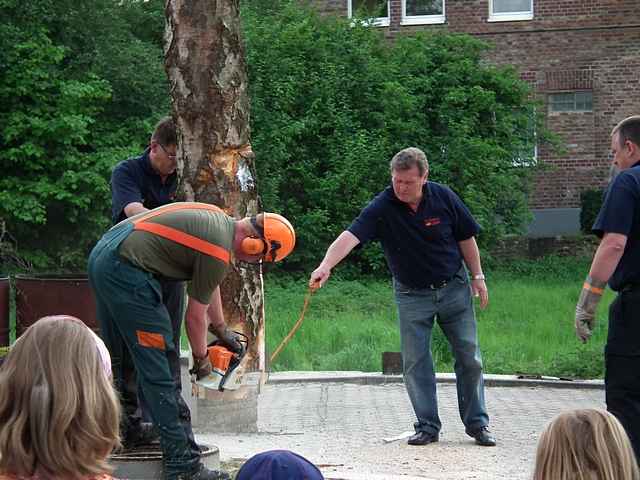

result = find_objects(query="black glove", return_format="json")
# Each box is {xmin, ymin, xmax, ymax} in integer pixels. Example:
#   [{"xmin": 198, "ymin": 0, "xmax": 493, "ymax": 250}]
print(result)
[
  {"xmin": 189, "ymin": 354, "xmax": 212, "ymax": 380},
  {"xmin": 217, "ymin": 326, "xmax": 245, "ymax": 356}
]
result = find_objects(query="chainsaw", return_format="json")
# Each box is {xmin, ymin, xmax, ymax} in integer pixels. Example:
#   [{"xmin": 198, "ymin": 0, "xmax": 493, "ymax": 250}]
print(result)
[{"xmin": 191, "ymin": 331, "xmax": 249, "ymax": 392}]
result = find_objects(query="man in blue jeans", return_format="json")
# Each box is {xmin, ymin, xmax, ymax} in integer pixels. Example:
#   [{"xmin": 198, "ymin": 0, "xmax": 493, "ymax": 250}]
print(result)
[{"xmin": 309, "ymin": 147, "xmax": 495, "ymax": 447}]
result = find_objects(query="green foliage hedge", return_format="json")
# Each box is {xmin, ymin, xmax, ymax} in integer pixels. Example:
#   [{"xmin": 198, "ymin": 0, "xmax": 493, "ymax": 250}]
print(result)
[
  {"xmin": 244, "ymin": 0, "xmax": 545, "ymax": 272},
  {"xmin": 0, "ymin": 0, "xmax": 168, "ymax": 271},
  {"xmin": 1, "ymin": 0, "xmax": 547, "ymax": 274}
]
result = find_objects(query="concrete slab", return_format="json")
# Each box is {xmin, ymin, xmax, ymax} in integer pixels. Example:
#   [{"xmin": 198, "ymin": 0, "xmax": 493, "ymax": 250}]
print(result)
[
  {"xmin": 181, "ymin": 356, "xmax": 259, "ymax": 433},
  {"xmin": 265, "ymin": 371, "xmax": 604, "ymax": 390},
  {"xmin": 326, "ymin": 474, "xmax": 435, "ymax": 480},
  {"xmin": 528, "ymin": 208, "xmax": 581, "ymax": 237},
  {"xmin": 110, "ymin": 445, "xmax": 219, "ymax": 479},
  {"xmin": 197, "ymin": 380, "xmax": 605, "ymax": 479}
]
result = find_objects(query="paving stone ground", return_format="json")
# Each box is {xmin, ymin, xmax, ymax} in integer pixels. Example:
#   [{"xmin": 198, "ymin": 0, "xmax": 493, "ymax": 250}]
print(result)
[{"xmin": 197, "ymin": 381, "xmax": 604, "ymax": 480}]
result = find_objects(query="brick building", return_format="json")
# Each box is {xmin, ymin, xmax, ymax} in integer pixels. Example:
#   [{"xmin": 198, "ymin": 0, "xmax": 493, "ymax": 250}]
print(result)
[{"xmin": 311, "ymin": 0, "xmax": 640, "ymax": 236}]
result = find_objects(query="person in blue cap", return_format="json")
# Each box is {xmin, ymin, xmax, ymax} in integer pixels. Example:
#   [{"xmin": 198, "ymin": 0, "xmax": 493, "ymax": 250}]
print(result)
[{"xmin": 236, "ymin": 450, "xmax": 324, "ymax": 480}]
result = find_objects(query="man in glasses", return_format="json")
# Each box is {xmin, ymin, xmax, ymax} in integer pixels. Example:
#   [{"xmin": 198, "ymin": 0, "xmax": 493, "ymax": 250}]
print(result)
[
  {"xmin": 109, "ymin": 116, "xmax": 182, "ymax": 449},
  {"xmin": 112, "ymin": 116, "xmax": 178, "ymax": 224}
]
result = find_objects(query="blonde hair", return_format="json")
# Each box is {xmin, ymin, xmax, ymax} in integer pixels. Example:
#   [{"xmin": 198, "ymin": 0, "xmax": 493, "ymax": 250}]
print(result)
[
  {"xmin": 533, "ymin": 409, "xmax": 639, "ymax": 480},
  {"xmin": 0, "ymin": 316, "xmax": 120, "ymax": 478}
]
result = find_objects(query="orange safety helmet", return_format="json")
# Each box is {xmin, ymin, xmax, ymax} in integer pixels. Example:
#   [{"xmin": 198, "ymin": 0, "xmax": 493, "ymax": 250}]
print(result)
[{"xmin": 240, "ymin": 213, "xmax": 296, "ymax": 262}]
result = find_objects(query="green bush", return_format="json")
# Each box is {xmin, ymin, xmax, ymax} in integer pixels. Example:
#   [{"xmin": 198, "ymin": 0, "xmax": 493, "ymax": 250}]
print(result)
[
  {"xmin": 548, "ymin": 343, "xmax": 604, "ymax": 379},
  {"xmin": 487, "ymin": 255, "xmax": 591, "ymax": 281},
  {"xmin": 0, "ymin": 0, "xmax": 169, "ymax": 271},
  {"xmin": 580, "ymin": 189, "xmax": 605, "ymax": 234},
  {"xmin": 2, "ymin": 0, "xmax": 553, "ymax": 275},
  {"xmin": 243, "ymin": 0, "xmax": 550, "ymax": 273}
]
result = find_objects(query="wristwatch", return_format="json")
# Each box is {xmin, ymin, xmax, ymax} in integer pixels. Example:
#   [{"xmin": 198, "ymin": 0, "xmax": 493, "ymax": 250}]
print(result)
[{"xmin": 472, "ymin": 274, "xmax": 486, "ymax": 280}]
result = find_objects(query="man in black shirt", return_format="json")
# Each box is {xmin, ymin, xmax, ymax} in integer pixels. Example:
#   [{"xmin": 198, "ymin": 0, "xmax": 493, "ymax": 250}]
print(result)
[
  {"xmin": 309, "ymin": 147, "xmax": 495, "ymax": 447},
  {"xmin": 575, "ymin": 115, "xmax": 640, "ymax": 461}
]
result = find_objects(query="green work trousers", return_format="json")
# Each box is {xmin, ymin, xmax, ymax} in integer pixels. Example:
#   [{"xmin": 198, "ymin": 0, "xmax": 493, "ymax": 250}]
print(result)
[{"xmin": 88, "ymin": 222, "xmax": 201, "ymax": 479}]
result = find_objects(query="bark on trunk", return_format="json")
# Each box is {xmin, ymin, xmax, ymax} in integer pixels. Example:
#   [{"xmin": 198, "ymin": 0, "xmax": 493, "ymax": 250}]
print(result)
[{"xmin": 164, "ymin": 0, "xmax": 265, "ymax": 375}]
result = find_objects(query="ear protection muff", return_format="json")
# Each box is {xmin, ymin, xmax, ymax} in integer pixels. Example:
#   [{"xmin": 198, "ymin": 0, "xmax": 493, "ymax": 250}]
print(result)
[
  {"xmin": 240, "ymin": 236, "xmax": 267, "ymax": 256},
  {"xmin": 240, "ymin": 216, "xmax": 268, "ymax": 257}
]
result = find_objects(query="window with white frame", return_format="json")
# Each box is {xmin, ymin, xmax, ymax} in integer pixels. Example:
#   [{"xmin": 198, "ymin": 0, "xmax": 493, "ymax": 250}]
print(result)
[
  {"xmin": 402, "ymin": 0, "xmax": 445, "ymax": 25},
  {"xmin": 348, "ymin": 0, "xmax": 389, "ymax": 27},
  {"xmin": 489, "ymin": 0, "xmax": 533, "ymax": 22},
  {"xmin": 513, "ymin": 142, "xmax": 538, "ymax": 167},
  {"xmin": 548, "ymin": 91, "xmax": 593, "ymax": 113},
  {"xmin": 513, "ymin": 112, "xmax": 538, "ymax": 167}
]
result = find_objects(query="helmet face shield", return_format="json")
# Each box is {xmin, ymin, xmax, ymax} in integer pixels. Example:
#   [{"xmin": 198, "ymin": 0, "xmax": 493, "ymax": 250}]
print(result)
[
  {"xmin": 243, "ymin": 213, "xmax": 295, "ymax": 262},
  {"xmin": 262, "ymin": 213, "xmax": 296, "ymax": 262}
]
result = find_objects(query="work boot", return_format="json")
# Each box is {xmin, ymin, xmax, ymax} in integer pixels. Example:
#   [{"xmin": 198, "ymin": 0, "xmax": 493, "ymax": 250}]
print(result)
[
  {"xmin": 121, "ymin": 421, "xmax": 160, "ymax": 450},
  {"xmin": 176, "ymin": 463, "xmax": 230, "ymax": 480}
]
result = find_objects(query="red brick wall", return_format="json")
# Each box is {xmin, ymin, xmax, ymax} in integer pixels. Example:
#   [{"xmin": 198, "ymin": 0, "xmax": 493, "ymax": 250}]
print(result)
[
  {"xmin": 305, "ymin": 0, "xmax": 346, "ymax": 16},
  {"xmin": 310, "ymin": 0, "xmax": 640, "ymax": 209},
  {"xmin": 476, "ymin": 27, "xmax": 640, "ymax": 208}
]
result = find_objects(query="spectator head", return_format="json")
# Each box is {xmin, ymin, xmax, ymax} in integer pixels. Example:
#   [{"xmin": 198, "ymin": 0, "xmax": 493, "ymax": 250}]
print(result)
[
  {"xmin": 0, "ymin": 315, "xmax": 120, "ymax": 479},
  {"xmin": 236, "ymin": 449, "xmax": 324, "ymax": 480},
  {"xmin": 533, "ymin": 408, "xmax": 639, "ymax": 480}
]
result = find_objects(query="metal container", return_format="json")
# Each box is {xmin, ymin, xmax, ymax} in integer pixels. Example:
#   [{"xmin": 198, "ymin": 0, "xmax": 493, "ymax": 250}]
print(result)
[
  {"xmin": 15, "ymin": 274, "xmax": 98, "ymax": 337},
  {"xmin": 110, "ymin": 444, "xmax": 220, "ymax": 479},
  {"xmin": 0, "ymin": 276, "xmax": 9, "ymax": 346}
]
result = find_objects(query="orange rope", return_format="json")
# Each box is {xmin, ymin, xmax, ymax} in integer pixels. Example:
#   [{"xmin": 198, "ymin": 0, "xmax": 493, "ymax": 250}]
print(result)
[{"xmin": 270, "ymin": 284, "xmax": 317, "ymax": 364}]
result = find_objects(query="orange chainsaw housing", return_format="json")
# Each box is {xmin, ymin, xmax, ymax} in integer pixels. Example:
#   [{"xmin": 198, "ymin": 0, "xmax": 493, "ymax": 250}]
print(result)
[{"xmin": 208, "ymin": 345, "xmax": 234, "ymax": 375}]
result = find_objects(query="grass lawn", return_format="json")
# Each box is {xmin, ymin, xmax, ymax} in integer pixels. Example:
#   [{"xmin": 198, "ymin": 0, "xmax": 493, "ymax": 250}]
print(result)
[
  {"xmin": 264, "ymin": 256, "xmax": 611, "ymax": 379},
  {"xmin": 6, "ymin": 254, "xmax": 601, "ymax": 379}
]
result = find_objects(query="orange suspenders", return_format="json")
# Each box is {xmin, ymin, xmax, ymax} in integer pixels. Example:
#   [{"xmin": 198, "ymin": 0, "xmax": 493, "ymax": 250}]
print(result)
[{"xmin": 131, "ymin": 202, "xmax": 231, "ymax": 265}]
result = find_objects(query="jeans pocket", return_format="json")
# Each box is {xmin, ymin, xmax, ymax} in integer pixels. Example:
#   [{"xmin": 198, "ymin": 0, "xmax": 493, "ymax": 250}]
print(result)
[
  {"xmin": 133, "ymin": 276, "xmax": 163, "ymax": 306},
  {"xmin": 454, "ymin": 266, "xmax": 469, "ymax": 285},
  {"xmin": 394, "ymin": 279, "xmax": 413, "ymax": 296}
]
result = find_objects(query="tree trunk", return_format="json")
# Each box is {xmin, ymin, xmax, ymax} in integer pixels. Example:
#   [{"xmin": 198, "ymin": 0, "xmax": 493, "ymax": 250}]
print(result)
[{"xmin": 164, "ymin": 0, "xmax": 265, "ymax": 391}]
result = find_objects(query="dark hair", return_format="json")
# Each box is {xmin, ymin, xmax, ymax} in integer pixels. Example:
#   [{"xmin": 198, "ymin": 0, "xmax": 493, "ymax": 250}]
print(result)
[
  {"xmin": 390, "ymin": 147, "xmax": 429, "ymax": 176},
  {"xmin": 612, "ymin": 115, "xmax": 640, "ymax": 149},
  {"xmin": 151, "ymin": 116, "xmax": 177, "ymax": 146}
]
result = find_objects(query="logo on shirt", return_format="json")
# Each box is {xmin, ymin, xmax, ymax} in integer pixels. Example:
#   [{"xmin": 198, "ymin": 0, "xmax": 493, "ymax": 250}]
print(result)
[{"xmin": 424, "ymin": 217, "xmax": 441, "ymax": 227}]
